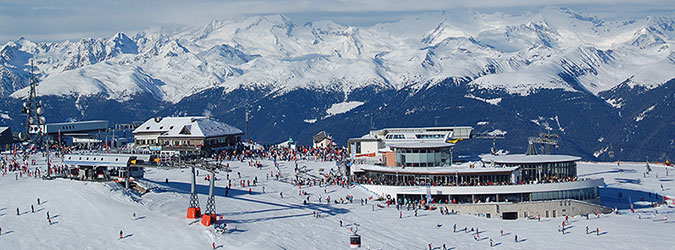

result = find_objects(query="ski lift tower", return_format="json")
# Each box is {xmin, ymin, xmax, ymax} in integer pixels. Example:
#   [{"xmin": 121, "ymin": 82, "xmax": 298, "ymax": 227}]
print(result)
[
  {"xmin": 186, "ymin": 166, "xmax": 202, "ymax": 219},
  {"xmin": 526, "ymin": 130, "xmax": 559, "ymax": 155},
  {"xmin": 201, "ymin": 169, "xmax": 217, "ymax": 226},
  {"xmin": 469, "ymin": 131, "xmax": 506, "ymax": 155}
]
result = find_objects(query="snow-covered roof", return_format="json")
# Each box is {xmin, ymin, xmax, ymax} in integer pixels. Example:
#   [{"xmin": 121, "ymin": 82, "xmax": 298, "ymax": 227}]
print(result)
[
  {"xmin": 481, "ymin": 154, "xmax": 581, "ymax": 164},
  {"xmin": 387, "ymin": 142, "xmax": 454, "ymax": 149},
  {"xmin": 133, "ymin": 116, "xmax": 242, "ymax": 138},
  {"xmin": 358, "ymin": 164, "xmax": 518, "ymax": 175}
]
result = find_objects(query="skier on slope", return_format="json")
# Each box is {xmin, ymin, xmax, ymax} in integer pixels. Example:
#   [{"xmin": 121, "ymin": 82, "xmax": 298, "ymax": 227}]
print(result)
[{"xmin": 120, "ymin": 230, "xmax": 123, "ymax": 239}]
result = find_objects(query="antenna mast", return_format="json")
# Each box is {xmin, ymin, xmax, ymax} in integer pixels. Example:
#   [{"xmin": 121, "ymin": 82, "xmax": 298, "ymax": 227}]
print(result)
[{"xmin": 21, "ymin": 59, "xmax": 46, "ymax": 149}]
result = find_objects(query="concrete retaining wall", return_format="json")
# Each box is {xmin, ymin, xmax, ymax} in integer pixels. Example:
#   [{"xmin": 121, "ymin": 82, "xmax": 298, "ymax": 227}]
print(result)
[{"xmin": 442, "ymin": 199, "xmax": 613, "ymax": 220}]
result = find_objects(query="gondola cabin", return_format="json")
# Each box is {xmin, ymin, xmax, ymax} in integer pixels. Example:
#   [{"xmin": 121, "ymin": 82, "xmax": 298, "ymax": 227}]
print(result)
[{"xmin": 350, "ymin": 233, "xmax": 361, "ymax": 248}]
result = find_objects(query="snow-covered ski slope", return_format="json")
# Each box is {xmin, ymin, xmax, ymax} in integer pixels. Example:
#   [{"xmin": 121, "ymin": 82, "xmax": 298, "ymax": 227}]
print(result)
[{"xmin": 1, "ymin": 157, "xmax": 674, "ymax": 249}]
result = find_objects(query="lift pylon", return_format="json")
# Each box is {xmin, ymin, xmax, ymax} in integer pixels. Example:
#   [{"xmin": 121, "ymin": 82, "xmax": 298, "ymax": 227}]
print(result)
[
  {"xmin": 201, "ymin": 171, "xmax": 217, "ymax": 226},
  {"xmin": 186, "ymin": 167, "xmax": 201, "ymax": 219}
]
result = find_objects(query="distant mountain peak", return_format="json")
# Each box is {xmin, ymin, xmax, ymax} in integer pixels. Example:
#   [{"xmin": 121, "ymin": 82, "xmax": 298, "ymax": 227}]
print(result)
[{"xmin": 0, "ymin": 7, "xmax": 672, "ymax": 102}]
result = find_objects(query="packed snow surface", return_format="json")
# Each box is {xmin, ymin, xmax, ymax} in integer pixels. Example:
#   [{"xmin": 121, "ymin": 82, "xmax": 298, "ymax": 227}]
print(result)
[{"xmin": 1, "ymin": 156, "xmax": 674, "ymax": 249}]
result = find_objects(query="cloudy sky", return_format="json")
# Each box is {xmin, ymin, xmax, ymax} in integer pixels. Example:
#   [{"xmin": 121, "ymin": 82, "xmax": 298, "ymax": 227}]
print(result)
[{"xmin": 0, "ymin": 0, "xmax": 673, "ymax": 43}]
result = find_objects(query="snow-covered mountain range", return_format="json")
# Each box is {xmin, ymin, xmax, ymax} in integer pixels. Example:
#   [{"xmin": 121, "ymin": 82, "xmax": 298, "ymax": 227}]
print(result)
[
  {"xmin": 0, "ymin": 7, "xmax": 673, "ymax": 161},
  {"xmin": 1, "ymin": 7, "xmax": 673, "ymax": 102}
]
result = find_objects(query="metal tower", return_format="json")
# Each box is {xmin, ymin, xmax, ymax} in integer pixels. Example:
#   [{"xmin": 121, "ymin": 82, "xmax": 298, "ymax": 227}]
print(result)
[
  {"xmin": 201, "ymin": 170, "xmax": 217, "ymax": 226},
  {"xmin": 527, "ymin": 132, "xmax": 559, "ymax": 155},
  {"xmin": 204, "ymin": 171, "xmax": 216, "ymax": 214},
  {"xmin": 186, "ymin": 166, "xmax": 201, "ymax": 219},
  {"xmin": 20, "ymin": 59, "xmax": 46, "ymax": 148},
  {"xmin": 470, "ymin": 131, "xmax": 506, "ymax": 155}
]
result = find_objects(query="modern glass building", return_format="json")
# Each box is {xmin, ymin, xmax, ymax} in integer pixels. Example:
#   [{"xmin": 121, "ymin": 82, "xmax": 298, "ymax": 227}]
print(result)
[
  {"xmin": 352, "ymin": 153, "xmax": 603, "ymax": 205},
  {"xmin": 390, "ymin": 142, "xmax": 454, "ymax": 167}
]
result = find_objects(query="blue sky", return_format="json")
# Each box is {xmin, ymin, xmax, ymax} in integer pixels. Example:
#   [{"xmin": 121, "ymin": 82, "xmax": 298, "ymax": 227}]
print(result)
[{"xmin": 0, "ymin": 0, "xmax": 673, "ymax": 43}]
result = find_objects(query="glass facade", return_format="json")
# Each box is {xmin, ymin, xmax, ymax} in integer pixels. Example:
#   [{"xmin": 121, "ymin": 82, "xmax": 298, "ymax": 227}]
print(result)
[
  {"xmin": 531, "ymin": 187, "xmax": 598, "ymax": 201},
  {"xmin": 360, "ymin": 171, "xmax": 512, "ymax": 186},
  {"xmin": 497, "ymin": 161, "xmax": 577, "ymax": 182},
  {"xmin": 395, "ymin": 147, "xmax": 450, "ymax": 167}
]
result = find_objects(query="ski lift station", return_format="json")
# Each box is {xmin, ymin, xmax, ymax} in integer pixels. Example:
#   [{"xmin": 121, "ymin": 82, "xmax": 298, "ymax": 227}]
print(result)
[
  {"xmin": 45, "ymin": 120, "xmax": 110, "ymax": 145},
  {"xmin": 63, "ymin": 153, "xmax": 152, "ymax": 181}
]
